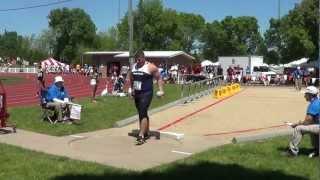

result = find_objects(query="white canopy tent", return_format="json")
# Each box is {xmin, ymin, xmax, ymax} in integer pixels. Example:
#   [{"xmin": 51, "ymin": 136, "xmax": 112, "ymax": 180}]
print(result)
[
  {"xmin": 83, "ymin": 51, "xmax": 195, "ymax": 65},
  {"xmin": 201, "ymin": 60, "xmax": 214, "ymax": 67},
  {"xmin": 113, "ymin": 51, "xmax": 194, "ymax": 59},
  {"xmin": 170, "ymin": 65, "xmax": 178, "ymax": 70},
  {"xmin": 283, "ymin": 57, "xmax": 309, "ymax": 67},
  {"xmin": 212, "ymin": 62, "xmax": 220, "ymax": 66},
  {"xmin": 41, "ymin": 57, "xmax": 66, "ymax": 69}
]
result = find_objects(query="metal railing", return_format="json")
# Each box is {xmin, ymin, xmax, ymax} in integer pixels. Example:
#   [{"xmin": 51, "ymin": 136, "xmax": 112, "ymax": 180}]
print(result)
[
  {"xmin": 0, "ymin": 67, "xmax": 36, "ymax": 73},
  {"xmin": 178, "ymin": 75, "xmax": 224, "ymax": 104}
]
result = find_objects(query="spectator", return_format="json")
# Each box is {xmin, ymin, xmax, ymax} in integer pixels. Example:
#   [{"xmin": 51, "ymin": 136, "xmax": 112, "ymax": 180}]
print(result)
[
  {"xmin": 76, "ymin": 64, "xmax": 81, "ymax": 73},
  {"xmin": 217, "ymin": 66, "xmax": 223, "ymax": 80},
  {"xmin": 245, "ymin": 65, "xmax": 250, "ymax": 75},
  {"xmin": 292, "ymin": 66, "xmax": 303, "ymax": 91},
  {"xmin": 227, "ymin": 66, "xmax": 234, "ymax": 83},
  {"xmin": 114, "ymin": 75, "xmax": 125, "ymax": 93},
  {"xmin": 111, "ymin": 71, "xmax": 118, "ymax": 82},
  {"xmin": 303, "ymin": 69, "xmax": 310, "ymax": 87},
  {"xmin": 284, "ymin": 86, "xmax": 320, "ymax": 157},
  {"xmin": 36, "ymin": 64, "xmax": 45, "ymax": 89},
  {"xmin": 90, "ymin": 66, "xmax": 99, "ymax": 103},
  {"xmin": 45, "ymin": 76, "xmax": 70, "ymax": 122},
  {"xmin": 98, "ymin": 64, "xmax": 104, "ymax": 78},
  {"xmin": 120, "ymin": 65, "xmax": 129, "ymax": 79}
]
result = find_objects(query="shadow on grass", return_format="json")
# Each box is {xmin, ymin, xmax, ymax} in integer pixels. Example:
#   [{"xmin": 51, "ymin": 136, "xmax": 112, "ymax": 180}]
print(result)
[{"xmin": 51, "ymin": 161, "xmax": 307, "ymax": 180}]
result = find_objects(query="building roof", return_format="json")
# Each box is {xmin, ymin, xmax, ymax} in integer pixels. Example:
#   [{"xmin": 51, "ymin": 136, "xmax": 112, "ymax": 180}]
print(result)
[
  {"xmin": 83, "ymin": 51, "xmax": 125, "ymax": 55},
  {"xmin": 113, "ymin": 51, "xmax": 195, "ymax": 60},
  {"xmin": 82, "ymin": 51, "xmax": 195, "ymax": 65},
  {"xmin": 84, "ymin": 51, "xmax": 194, "ymax": 59}
]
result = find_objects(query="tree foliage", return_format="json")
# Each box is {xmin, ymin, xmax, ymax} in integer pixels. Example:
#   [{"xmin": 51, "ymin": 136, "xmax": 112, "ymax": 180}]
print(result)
[
  {"xmin": 95, "ymin": 27, "xmax": 119, "ymax": 51},
  {"xmin": 0, "ymin": 31, "xmax": 48, "ymax": 64},
  {"xmin": 201, "ymin": 16, "xmax": 264, "ymax": 61},
  {"xmin": 264, "ymin": 0, "xmax": 318, "ymax": 63},
  {"xmin": 48, "ymin": 8, "xmax": 96, "ymax": 63},
  {"xmin": 117, "ymin": 0, "xmax": 205, "ymax": 54}
]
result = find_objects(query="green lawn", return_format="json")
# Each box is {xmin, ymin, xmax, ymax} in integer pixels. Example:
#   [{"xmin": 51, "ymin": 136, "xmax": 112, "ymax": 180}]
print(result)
[
  {"xmin": 0, "ymin": 136, "xmax": 318, "ymax": 180},
  {"xmin": 0, "ymin": 76, "xmax": 25, "ymax": 85},
  {"xmin": 9, "ymin": 84, "xmax": 199, "ymax": 136}
]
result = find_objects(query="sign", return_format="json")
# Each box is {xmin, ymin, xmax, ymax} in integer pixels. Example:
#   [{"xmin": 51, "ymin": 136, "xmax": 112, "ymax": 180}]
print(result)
[{"xmin": 70, "ymin": 103, "xmax": 82, "ymax": 120}]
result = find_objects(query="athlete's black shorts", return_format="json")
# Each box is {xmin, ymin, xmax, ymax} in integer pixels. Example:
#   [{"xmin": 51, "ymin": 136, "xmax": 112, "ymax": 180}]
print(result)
[{"xmin": 134, "ymin": 91, "xmax": 153, "ymax": 121}]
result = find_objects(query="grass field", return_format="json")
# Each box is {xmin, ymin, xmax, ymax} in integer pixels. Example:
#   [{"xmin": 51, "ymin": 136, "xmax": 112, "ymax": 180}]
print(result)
[
  {"xmin": 0, "ymin": 136, "xmax": 318, "ymax": 180},
  {"xmin": 0, "ymin": 76, "xmax": 25, "ymax": 85},
  {"xmin": 9, "ymin": 84, "xmax": 203, "ymax": 136}
]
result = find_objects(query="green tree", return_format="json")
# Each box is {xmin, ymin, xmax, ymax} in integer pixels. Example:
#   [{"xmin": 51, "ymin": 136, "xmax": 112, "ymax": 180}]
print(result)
[
  {"xmin": 48, "ymin": 8, "xmax": 96, "ymax": 63},
  {"xmin": 117, "ymin": 0, "xmax": 205, "ymax": 53},
  {"xmin": 0, "ymin": 31, "xmax": 20, "ymax": 58},
  {"xmin": 264, "ymin": 0, "xmax": 318, "ymax": 63},
  {"xmin": 96, "ymin": 27, "xmax": 120, "ymax": 51},
  {"xmin": 175, "ymin": 12, "xmax": 205, "ymax": 52},
  {"xmin": 201, "ymin": 16, "xmax": 263, "ymax": 60},
  {"xmin": 281, "ymin": 27, "xmax": 315, "ymax": 61},
  {"xmin": 0, "ymin": 31, "xmax": 49, "ymax": 64},
  {"xmin": 34, "ymin": 29, "xmax": 56, "ymax": 56},
  {"xmin": 201, "ymin": 21, "xmax": 228, "ymax": 60}
]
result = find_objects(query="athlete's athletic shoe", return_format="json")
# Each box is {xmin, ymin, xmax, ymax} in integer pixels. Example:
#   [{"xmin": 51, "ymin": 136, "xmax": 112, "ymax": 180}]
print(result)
[
  {"xmin": 308, "ymin": 150, "xmax": 319, "ymax": 158},
  {"xmin": 143, "ymin": 133, "xmax": 150, "ymax": 140},
  {"xmin": 281, "ymin": 149, "xmax": 297, "ymax": 157},
  {"xmin": 136, "ymin": 136, "xmax": 145, "ymax": 145}
]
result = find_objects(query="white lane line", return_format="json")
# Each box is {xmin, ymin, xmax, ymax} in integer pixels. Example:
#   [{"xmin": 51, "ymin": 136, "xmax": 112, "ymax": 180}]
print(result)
[
  {"xmin": 160, "ymin": 131, "xmax": 184, "ymax": 140},
  {"xmin": 171, "ymin": 150, "xmax": 193, "ymax": 155},
  {"xmin": 69, "ymin": 135, "xmax": 85, "ymax": 138},
  {"xmin": 68, "ymin": 135, "xmax": 88, "ymax": 146}
]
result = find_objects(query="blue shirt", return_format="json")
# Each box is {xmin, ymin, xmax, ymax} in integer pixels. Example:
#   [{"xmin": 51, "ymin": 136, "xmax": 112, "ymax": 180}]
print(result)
[
  {"xmin": 293, "ymin": 69, "xmax": 303, "ymax": 79},
  {"xmin": 246, "ymin": 66, "xmax": 250, "ymax": 74},
  {"xmin": 306, "ymin": 97, "xmax": 320, "ymax": 124},
  {"xmin": 46, "ymin": 84, "xmax": 69, "ymax": 102}
]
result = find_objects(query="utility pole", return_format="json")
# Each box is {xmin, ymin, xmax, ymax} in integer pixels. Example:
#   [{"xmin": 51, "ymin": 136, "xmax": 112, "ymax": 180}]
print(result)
[
  {"xmin": 116, "ymin": 0, "xmax": 121, "ymax": 42},
  {"xmin": 118, "ymin": 0, "xmax": 121, "ymax": 23},
  {"xmin": 278, "ymin": 0, "xmax": 281, "ymax": 20},
  {"xmin": 318, "ymin": 0, "xmax": 320, "ymax": 89},
  {"xmin": 128, "ymin": 0, "xmax": 134, "ymax": 68},
  {"xmin": 278, "ymin": 0, "xmax": 281, "ymax": 65},
  {"xmin": 318, "ymin": 0, "xmax": 320, "ymax": 158}
]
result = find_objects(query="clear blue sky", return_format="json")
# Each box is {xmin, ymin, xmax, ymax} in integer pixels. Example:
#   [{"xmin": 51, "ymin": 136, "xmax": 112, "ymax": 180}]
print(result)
[{"xmin": 0, "ymin": 0, "xmax": 301, "ymax": 36}]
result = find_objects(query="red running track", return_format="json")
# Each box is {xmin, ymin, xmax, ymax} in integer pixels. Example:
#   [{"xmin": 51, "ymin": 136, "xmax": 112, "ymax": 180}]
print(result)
[{"xmin": 1, "ymin": 73, "xmax": 113, "ymax": 107}]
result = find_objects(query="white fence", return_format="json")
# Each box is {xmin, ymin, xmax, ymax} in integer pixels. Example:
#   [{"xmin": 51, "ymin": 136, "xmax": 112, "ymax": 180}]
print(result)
[{"xmin": 0, "ymin": 67, "xmax": 36, "ymax": 73}]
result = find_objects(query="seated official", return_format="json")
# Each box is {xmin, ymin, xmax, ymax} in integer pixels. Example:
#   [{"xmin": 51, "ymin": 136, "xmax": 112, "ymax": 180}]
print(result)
[
  {"xmin": 286, "ymin": 86, "xmax": 320, "ymax": 157},
  {"xmin": 45, "ymin": 76, "xmax": 70, "ymax": 122}
]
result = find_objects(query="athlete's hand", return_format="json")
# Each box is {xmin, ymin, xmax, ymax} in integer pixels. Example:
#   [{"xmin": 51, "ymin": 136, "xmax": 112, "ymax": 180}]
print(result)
[
  {"xmin": 128, "ymin": 88, "xmax": 134, "ymax": 99},
  {"xmin": 291, "ymin": 123, "xmax": 298, "ymax": 128},
  {"xmin": 156, "ymin": 90, "xmax": 164, "ymax": 97},
  {"xmin": 285, "ymin": 121, "xmax": 297, "ymax": 128}
]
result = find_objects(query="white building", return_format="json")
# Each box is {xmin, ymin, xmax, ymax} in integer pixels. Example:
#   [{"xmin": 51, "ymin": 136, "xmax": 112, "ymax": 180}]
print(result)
[{"xmin": 218, "ymin": 56, "xmax": 264, "ymax": 75}]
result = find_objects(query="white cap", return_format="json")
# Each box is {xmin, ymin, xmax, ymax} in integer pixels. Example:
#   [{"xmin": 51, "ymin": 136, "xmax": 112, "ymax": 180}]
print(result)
[
  {"xmin": 54, "ymin": 76, "xmax": 64, "ymax": 83},
  {"xmin": 297, "ymin": 66, "xmax": 301, "ymax": 70},
  {"xmin": 304, "ymin": 86, "xmax": 318, "ymax": 95}
]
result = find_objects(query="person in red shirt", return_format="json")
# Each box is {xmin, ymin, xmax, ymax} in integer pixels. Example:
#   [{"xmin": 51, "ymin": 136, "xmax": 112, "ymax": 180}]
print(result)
[{"xmin": 227, "ymin": 66, "xmax": 234, "ymax": 83}]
